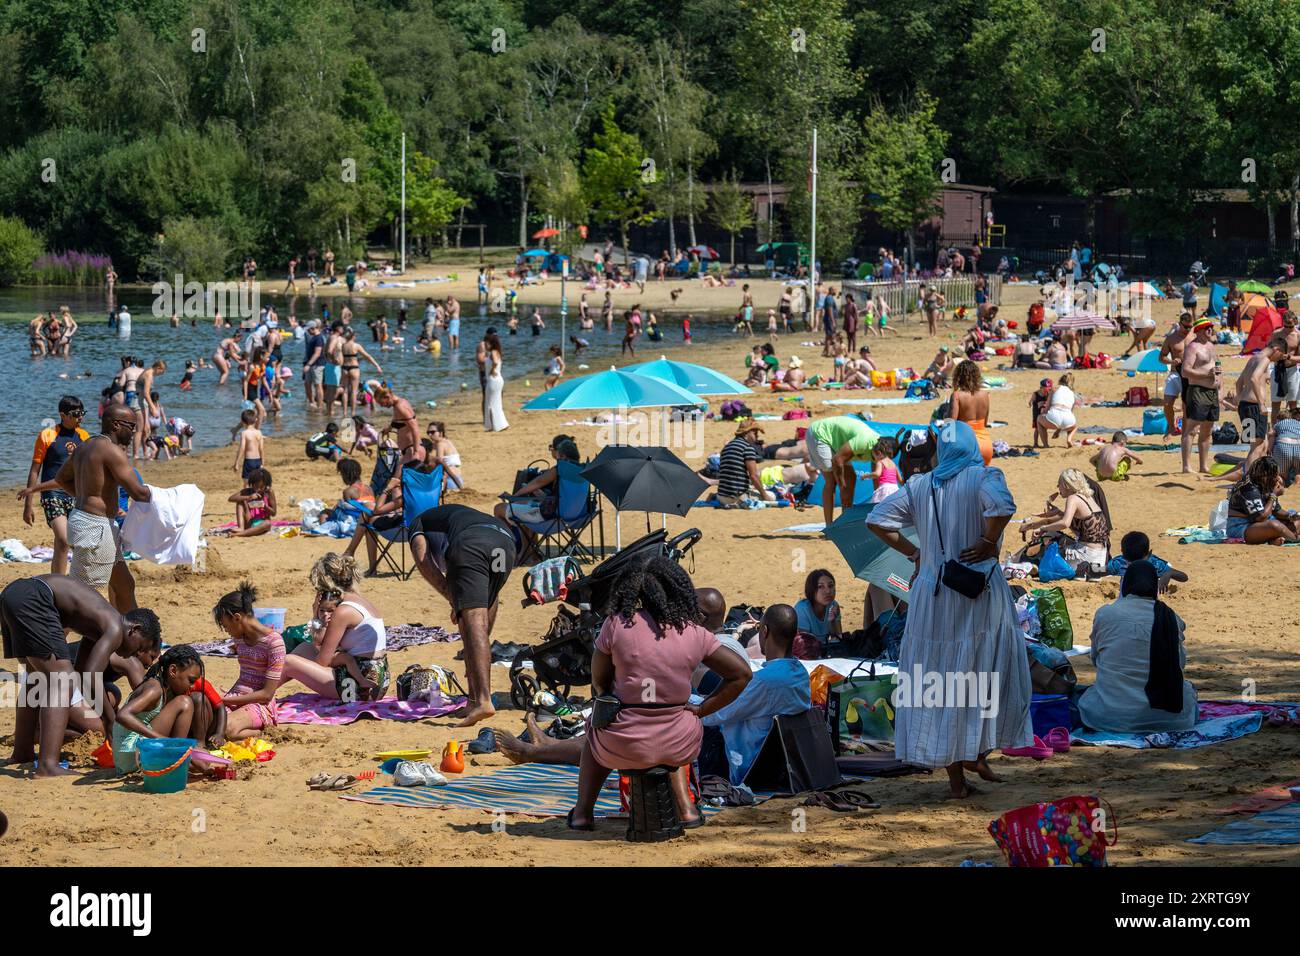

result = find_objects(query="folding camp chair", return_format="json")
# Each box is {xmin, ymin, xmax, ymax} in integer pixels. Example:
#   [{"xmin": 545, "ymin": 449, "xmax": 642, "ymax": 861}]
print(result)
[
  {"xmin": 503, "ymin": 460, "xmax": 602, "ymax": 563},
  {"xmin": 370, "ymin": 446, "xmax": 401, "ymax": 499},
  {"xmin": 369, "ymin": 463, "xmax": 445, "ymax": 580}
]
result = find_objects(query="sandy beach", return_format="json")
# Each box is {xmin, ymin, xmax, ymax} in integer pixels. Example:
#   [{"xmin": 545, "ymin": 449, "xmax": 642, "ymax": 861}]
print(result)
[{"xmin": 2, "ymin": 283, "xmax": 1298, "ymax": 867}]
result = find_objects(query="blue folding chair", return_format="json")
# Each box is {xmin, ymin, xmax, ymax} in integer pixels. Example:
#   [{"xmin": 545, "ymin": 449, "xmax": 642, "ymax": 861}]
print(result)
[
  {"xmin": 503, "ymin": 460, "xmax": 601, "ymax": 563},
  {"xmin": 369, "ymin": 464, "xmax": 445, "ymax": 580}
]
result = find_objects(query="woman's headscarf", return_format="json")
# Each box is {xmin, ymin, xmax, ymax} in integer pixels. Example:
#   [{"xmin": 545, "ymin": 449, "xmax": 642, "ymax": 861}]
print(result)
[
  {"xmin": 1121, "ymin": 560, "xmax": 1185, "ymax": 713},
  {"xmin": 930, "ymin": 420, "xmax": 985, "ymax": 487}
]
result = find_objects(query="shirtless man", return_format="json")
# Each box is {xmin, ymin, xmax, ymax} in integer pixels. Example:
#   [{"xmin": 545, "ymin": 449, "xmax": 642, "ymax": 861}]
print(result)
[
  {"xmin": 1180, "ymin": 318, "xmax": 1221, "ymax": 475},
  {"xmin": 20, "ymin": 403, "xmax": 152, "ymax": 612},
  {"xmin": 323, "ymin": 321, "xmax": 346, "ymax": 413},
  {"xmin": 771, "ymin": 356, "xmax": 806, "ymax": 391},
  {"xmin": 374, "ymin": 383, "xmax": 423, "ymax": 465},
  {"xmin": 117, "ymin": 359, "xmax": 147, "ymax": 458},
  {"xmin": 136, "ymin": 360, "xmax": 166, "ymax": 455},
  {"xmin": 0, "ymin": 574, "xmax": 161, "ymax": 777},
  {"xmin": 1266, "ymin": 310, "xmax": 1300, "ymax": 423},
  {"xmin": 842, "ymin": 347, "xmax": 877, "ymax": 388},
  {"xmin": 1158, "ymin": 311, "xmax": 1196, "ymax": 439},
  {"xmin": 1223, "ymin": 348, "xmax": 1275, "ymax": 469},
  {"xmin": 923, "ymin": 346, "xmax": 956, "ymax": 386}
]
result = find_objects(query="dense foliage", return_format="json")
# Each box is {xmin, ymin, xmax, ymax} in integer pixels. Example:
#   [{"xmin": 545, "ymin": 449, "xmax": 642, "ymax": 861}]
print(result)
[{"xmin": 0, "ymin": 0, "xmax": 1294, "ymax": 278}]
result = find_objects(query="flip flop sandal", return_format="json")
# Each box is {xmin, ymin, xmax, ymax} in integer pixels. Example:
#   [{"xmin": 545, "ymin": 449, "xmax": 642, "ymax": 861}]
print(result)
[
  {"xmin": 309, "ymin": 774, "xmax": 357, "ymax": 791},
  {"xmin": 1044, "ymin": 727, "xmax": 1072, "ymax": 753},
  {"xmin": 1002, "ymin": 735, "xmax": 1053, "ymax": 760},
  {"xmin": 681, "ymin": 813, "xmax": 706, "ymax": 829},
  {"xmin": 306, "ymin": 772, "xmax": 331, "ymax": 789},
  {"xmin": 804, "ymin": 789, "xmax": 879, "ymax": 812},
  {"xmin": 565, "ymin": 809, "xmax": 594, "ymax": 831}
]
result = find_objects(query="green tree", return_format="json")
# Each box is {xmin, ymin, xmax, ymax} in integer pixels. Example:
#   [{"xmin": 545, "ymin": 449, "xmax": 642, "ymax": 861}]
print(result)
[
  {"xmin": 784, "ymin": 154, "xmax": 861, "ymax": 267},
  {"xmin": 407, "ymin": 151, "xmax": 470, "ymax": 252},
  {"xmin": 706, "ymin": 171, "xmax": 756, "ymax": 265},
  {"xmin": 858, "ymin": 95, "xmax": 948, "ymax": 264},
  {"xmin": 0, "ymin": 215, "xmax": 44, "ymax": 285},
  {"xmin": 533, "ymin": 157, "xmax": 589, "ymax": 252},
  {"xmin": 140, "ymin": 215, "xmax": 232, "ymax": 283},
  {"xmin": 631, "ymin": 39, "xmax": 714, "ymax": 251},
  {"xmin": 583, "ymin": 105, "xmax": 654, "ymax": 264}
]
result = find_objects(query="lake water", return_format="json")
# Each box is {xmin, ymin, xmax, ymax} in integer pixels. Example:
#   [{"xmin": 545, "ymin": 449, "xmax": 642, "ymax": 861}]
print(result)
[{"xmin": 2, "ymin": 287, "xmax": 733, "ymax": 486}]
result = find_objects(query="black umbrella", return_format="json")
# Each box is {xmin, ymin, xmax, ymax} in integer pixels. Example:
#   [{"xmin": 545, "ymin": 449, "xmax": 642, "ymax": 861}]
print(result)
[{"xmin": 581, "ymin": 445, "xmax": 708, "ymax": 517}]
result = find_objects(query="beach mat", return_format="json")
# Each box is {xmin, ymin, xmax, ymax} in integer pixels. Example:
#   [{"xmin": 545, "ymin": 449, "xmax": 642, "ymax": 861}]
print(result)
[
  {"xmin": 188, "ymin": 623, "xmax": 457, "ymax": 657},
  {"xmin": 1189, "ymin": 803, "xmax": 1300, "ymax": 845},
  {"xmin": 1215, "ymin": 780, "xmax": 1300, "ymax": 816},
  {"xmin": 340, "ymin": 762, "xmax": 738, "ymax": 818},
  {"xmin": 276, "ymin": 692, "xmax": 465, "ymax": 725},
  {"xmin": 821, "ymin": 397, "xmax": 925, "ymax": 406},
  {"xmin": 1069, "ymin": 712, "xmax": 1263, "ymax": 749},
  {"xmin": 772, "ymin": 522, "xmax": 826, "ymax": 534}
]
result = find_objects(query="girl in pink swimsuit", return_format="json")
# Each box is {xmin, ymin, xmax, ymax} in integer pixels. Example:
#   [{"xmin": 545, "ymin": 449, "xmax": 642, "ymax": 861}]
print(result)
[
  {"xmin": 869, "ymin": 437, "xmax": 902, "ymax": 503},
  {"xmin": 214, "ymin": 582, "xmax": 285, "ymax": 739}
]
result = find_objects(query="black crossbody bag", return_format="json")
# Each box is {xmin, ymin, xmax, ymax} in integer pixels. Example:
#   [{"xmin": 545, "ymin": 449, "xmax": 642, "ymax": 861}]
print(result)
[{"xmin": 928, "ymin": 481, "xmax": 995, "ymax": 599}]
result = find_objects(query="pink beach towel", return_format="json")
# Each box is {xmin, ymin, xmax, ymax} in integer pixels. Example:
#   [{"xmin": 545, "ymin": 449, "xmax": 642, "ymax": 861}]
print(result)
[{"xmin": 274, "ymin": 692, "xmax": 465, "ymax": 725}]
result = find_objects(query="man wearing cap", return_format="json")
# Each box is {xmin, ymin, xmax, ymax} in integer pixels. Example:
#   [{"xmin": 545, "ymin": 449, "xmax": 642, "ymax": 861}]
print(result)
[
  {"xmin": 1266, "ymin": 310, "xmax": 1300, "ymax": 423},
  {"xmin": 923, "ymin": 345, "xmax": 955, "ymax": 386},
  {"xmin": 1181, "ymin": 317, "xmax": 1221, "ymax": 474},
  {"xmin": 807, "ymin": 414, "xmax": 880, "ymax": 525},
  {"xmin": 24, "ymin": 396, "xmax": 90, "ymax": 574},
  {"xmin": 1158, "ymin": 311, "xmax": 1196, "ymax": 438},
  {"xmin": 842, "ymin": 346, "xmax": 877, "ymax": 388},
  {"xmin": 302, "ymin": 319, "xmax": 325, "ymax": 409},
  {"xmin": 714, "ymin": 423, "xmax": 772, "ymax": 506}
]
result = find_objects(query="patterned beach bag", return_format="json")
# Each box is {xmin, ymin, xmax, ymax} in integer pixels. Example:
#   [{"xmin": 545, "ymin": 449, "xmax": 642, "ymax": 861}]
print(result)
[{"xmin": 988, "ymin": 795, "xmax": 1116, "ymax": 867}]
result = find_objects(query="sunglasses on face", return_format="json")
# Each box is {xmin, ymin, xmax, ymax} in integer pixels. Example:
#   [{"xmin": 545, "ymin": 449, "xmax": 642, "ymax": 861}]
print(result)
[{"xmin": 63, "ymin": 409, "xmax": 85, "ymax": 419}]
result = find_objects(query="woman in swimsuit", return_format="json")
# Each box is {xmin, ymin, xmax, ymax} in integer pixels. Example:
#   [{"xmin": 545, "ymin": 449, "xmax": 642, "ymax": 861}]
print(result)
[
  {"xmin": 340, "ymin": 327, "xmax": 382, "ymax": 418},
  {"xmin": 949, "ymin": 359, "xmax": 994, "ymax": 465},
  {"xmin": 1037, "ymin": 372, "xmax": 1079, "ymax": 447},
  {"xmin": 1021, "ymin": 468, "xmax": 1113, "ymax": 575},
  {"xmin": 426, "ymin": 422, "xmax": 463, "ymax": 490}
]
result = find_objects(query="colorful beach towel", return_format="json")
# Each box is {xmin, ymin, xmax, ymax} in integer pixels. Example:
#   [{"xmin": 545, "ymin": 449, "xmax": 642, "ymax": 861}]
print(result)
[
  {"xmin": 1069, "ymin": 712, "xmax": 1263, "ymax": 749},
  {"xmin": 772, "ymin": 522, "xmax": 827, "ymax": 534},
  {"xmin": 275, "ymin": 692, "xmax": 465, "ymax": 725},
  {"xmin": 341, "ymin": 762, "xmax": 735, "ymax": 818},
  {"xmin": 1215, "ymin": 780, "xmax": 1300, "ymax": 816},
  {"xmin": 1188, "ymin": 803, "xmax": 1300, "ymax": 845},
  {"xmin": 1198, "ymin": 700, "xmax": 1300, "ymax": 723},
  {"xmin": 821, "ymin": 397, "xmax": 925, "ymax": 406},
  {"xmin": 188, "ymin": 623, "xmax": 457, "ymax": 657}
]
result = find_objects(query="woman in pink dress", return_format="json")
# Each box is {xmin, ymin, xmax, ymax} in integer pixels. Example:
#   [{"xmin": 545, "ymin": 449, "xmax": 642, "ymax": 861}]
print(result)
[{"xmin": 568, "ymin": 558, "xmax": 751, "ymax": 830}]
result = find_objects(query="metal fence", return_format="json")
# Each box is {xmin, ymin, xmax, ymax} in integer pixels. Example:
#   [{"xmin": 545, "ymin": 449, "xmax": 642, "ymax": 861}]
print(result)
[{"xmin": 841, "ymin": 274, "xmax": 1001, "ymax": 320}]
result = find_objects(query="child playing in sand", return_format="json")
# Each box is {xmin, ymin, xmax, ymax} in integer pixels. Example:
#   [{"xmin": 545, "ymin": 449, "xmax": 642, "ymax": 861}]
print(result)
[
  {"xmin": 1106, "ymin": 530, "xmax": 1188, "ymax": 594},
  {"xmin": 214, "ymin": 582, "xmax": 285, "ymax": 740},
  {"xmin": 233, "ymin": 409, "xmax": 265, "ymax": 480},
  {"xmin": 112, "ymin": 645, "xmax": 225, "ymax": 774},
  {"xmin": 868, "ymin": 436, "xmax": 901, "ymax": 502},
  {"xmin": 1091, "ymin": 431, "xmax": 1143, "ymax": 481},
  {"xmin": 228, "ymin": 467, "xmax": 276, "ymax": 537},
  {"xmin": 348, "ymin": 415, "xmax": 381, "ymax": 458}
]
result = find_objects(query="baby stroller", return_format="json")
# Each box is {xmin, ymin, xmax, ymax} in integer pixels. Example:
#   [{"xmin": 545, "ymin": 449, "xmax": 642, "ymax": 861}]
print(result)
[{"xmin": 509, "ymin": 527, "xmax": 703, "ymax": 709}]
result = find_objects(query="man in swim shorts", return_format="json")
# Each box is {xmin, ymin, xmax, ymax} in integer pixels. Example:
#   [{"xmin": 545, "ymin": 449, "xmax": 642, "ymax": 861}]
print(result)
[
  {"xmin": 410, "ymin": 504, "xmax": 519, "ymax": 729},
  {"xmin": 1267, "ymin": 309, "xmax": 1300, "ymax": 423},
  {"xmin": 24, "ymin": 395, "xmax": 90, "ymax": 574},
  {"xmin": 1, "ymin": 573, "xmax": 161, "ymax": 776},
  {"xmin": 807, "ymin": 414, "xmax": 880, "ymax": 526},
  {"xmin": 21, "ymin": 403, "xmax": 152, "ymax": 611},
  {"xmin": 1224, "ymin": 349, "xmax": 1274, "ymax": 470},
  {"xmin": 1180, "ymin": 318, "xmax": 1221, "ymax": 475},
  {"xmin": 1158, "ymin": 311, "xmax": 1195, "ymax": 438},
  {"xmin": 323, "ymin": 321, "xmax": 344, "ymax": 412}
]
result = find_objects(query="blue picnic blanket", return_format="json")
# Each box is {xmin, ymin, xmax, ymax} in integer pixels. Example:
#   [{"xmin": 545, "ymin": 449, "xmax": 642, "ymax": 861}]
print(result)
[
  {"xmin": 1189, "ymin": 802, "xmax": 1300, "ymax": 845},
  {"xmin": 1069, "ymin": 712, "xmax": 1263, "ymax": 749}
]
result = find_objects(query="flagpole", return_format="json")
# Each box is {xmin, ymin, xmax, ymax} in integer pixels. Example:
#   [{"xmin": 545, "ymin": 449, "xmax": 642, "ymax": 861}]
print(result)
[
  {"xmin": 400, "ymin": 132, "xmax": 407, "ymax": 275},
  {"xmin": 808, "ymin": 127, "xmax": 818, "ymax": 331}
]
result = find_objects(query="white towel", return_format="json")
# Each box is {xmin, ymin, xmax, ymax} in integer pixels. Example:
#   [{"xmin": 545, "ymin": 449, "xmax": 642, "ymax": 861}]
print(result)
[{"xmin": 121, "ymin": 484, "xmax": 205, "ymax": 566}]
